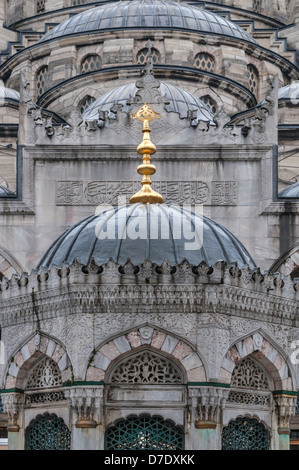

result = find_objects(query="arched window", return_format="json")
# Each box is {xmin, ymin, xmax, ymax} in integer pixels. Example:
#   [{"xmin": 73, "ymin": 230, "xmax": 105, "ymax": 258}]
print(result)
[
  {"xmin": 194, "ymin": 52, "xmax": 215, "ymax": 72},
  {"xmin": 24, "ymin": 356, "xmax": 65, "ymax": 405},
  {"xmin": 80, "ymin": 54, "xmax": 102, "ymax": 74},
  {"xmin": 222, "ymin": 417, "xmax": 270, "ymax": 450},
  {"xmin": 79, "ymin": 95, "xmax": 96, "ymax": 115},
  {"xmin": 36, "ymin": 65, "xmax": 48, "ymax": 99},
  {"xmin": 247, "ymin": 64, "xmax": 259, "ymax": 97},
  {"xmin": 136, "ymin": 47, "xmax": 160, "ymax": 65},
  {"xmin": 227, "ymin": 356, "xmax": 271, "ymax": 407},
  {"xmin": 105, "ymin": 414, "xmax": 184, "ymax": 450},
  {"xmin": 201, "ymin": 95, "xmax": 217, "ymax": 114},
  {"xmin": 36, "ymin": 0, "xmax": 45, "ymax": 14},
  {"xmin": 108, "ymin": 349, "xmax": 184, "ymax": 384},
  {"xmin": 25, "ymin": 413, "xmax": 71, "ymax": 450},
  {"xmin": 26, "ymin": 356, "xmax": 62, "ymax": 390},
  {"xmin": 253, "ymin": 0, "xmax": 262, "ymax": 13}
]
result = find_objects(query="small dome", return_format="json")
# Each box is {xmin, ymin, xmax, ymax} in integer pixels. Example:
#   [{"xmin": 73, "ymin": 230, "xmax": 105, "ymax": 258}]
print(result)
[
  {"xmin": 39, "ymin": 0, "xmax": 257, "ymax": 45},
  {"xmin": 83, "ymin": 81, "xmax": 215, "ymax": 123},
  {"xmin": 278, "ymin": 182, "xmax": 299, "ymax": 198},
  {"xmin": 36, "ymin": 203, "xmax": 256, "ymax": 271}
]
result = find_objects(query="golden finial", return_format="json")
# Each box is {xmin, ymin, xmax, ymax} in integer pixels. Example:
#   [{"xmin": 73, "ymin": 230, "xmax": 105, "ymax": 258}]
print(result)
[{"xmin": 129, "ymin": 103, "xmax": 165, "ymax": 204}]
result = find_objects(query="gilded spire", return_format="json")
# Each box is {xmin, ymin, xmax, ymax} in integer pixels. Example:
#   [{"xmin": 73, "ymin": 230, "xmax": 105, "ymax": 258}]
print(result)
[{"xmin": 129, "ymin": 103, "xmax": 164, "ymax": 204}]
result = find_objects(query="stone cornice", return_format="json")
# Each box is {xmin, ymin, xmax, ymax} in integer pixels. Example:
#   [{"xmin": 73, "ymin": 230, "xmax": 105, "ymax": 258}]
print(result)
[{"xmin": 0, "ymin": 259, "xmax": 298, "ymax": 327}]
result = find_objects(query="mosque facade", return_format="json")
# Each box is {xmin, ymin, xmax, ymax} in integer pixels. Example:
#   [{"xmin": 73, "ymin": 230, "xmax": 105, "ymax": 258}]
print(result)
[{"xmin": 1, "ymin": 0, "xmax": 299, "ymax": 451}]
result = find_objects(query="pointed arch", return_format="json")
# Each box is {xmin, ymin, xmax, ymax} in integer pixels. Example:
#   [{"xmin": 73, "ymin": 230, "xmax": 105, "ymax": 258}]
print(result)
[
  {"xmin": 220, "ymin": 331, "xmax": 295, "ymax": 391},
  {"xmin": 4, "ymin": 332, "xmax": 73, "ymax": 390},
  {"xmin": 85, "ymin": 325, "xmax": 207, "ymax": 383}
]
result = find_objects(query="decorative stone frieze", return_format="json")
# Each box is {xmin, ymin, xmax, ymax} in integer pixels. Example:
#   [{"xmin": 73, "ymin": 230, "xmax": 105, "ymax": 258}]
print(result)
[
  {"xmin": 64, "ymin": 386, "xmax": 103, "ymax": 428},
  {"xmin": 189, "ymin": 386, "xmax": 230, "ymax": 429}
]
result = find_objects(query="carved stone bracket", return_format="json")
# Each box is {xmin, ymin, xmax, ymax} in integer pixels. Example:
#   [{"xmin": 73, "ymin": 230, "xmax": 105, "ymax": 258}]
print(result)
[
  {"xmin": 274, "ymin": 393, "xmax": 297, "ymax": 434},
  {"xmin": 64, "ymin": 386, "xmax": 103, "ymax": 428},
  {"xmin": 1, "ymin": 392, "xmax": 24, "ymax": 432},
  {"xmin": 189, "ymin": 386, "xmax": 230, "ymax": 429}
]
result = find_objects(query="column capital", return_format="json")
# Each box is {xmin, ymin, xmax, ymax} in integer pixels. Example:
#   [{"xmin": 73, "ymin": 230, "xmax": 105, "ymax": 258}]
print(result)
[
  {"xmin": 1, "ymin": 392, "xmax": 24, "ymax": 432},
  {"xmin": 189, "ymin": 386, "xmax": 230, "ymax": 429},
  {"xmin": 273, "ymin": 392, "xmax": 297, "ymax": 434},
  {"xmin": 64, "ymin": 385, "xmax": 104, "ymax": 428}
]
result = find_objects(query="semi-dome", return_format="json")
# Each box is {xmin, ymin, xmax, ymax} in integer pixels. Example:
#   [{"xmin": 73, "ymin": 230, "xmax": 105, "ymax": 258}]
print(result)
[
  {"xmin": 36, "ymin": 203, "xmax": 256, "ymax": 271},
  {"xmin": 39, "ymin": 0, "xmax": 258, "ymax": 45},
  {"xmin": 279, "ymin": 182, "xmax": 299, "ymax": 198},
  {"xmin": 83, "ymin": 81, "xmax": 215, "ymax": 123}
]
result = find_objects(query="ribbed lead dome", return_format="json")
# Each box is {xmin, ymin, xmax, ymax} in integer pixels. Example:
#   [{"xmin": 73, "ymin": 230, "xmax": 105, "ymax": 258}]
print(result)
[
  {"xmin": 83, "ymin": 81, "xmax": 215, "ymax": 123},
  {"xmin": 36, "ymin": 204, "xmax": 256, "ymax": 271},
  {"xmin": 39, "ymin": 0, "xmax": 257, "ymax": 44}
]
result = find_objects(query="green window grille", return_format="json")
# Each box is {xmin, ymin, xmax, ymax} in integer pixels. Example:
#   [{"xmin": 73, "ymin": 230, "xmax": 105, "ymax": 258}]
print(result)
[
  {"xmin": 105, "ymin": 414, "xmax": 184, "ymax": 450},
  {"xmin": 194, "ymin": 53, "xmax": 215, "ymax": 72},
  {"xmin": 247, "ymin": 64, "xmax": 259, "ymax": 97},
  {"xmin": 80, "ymin": 55, "xmax": 102, "ymax": 74},
  {"xmin": 222, "ymin": 417, "xmax": 270, "ymax": 450},
  {"xmin": 25, "ymin": 412, "xmax": 71, "ymax": 450},
  {"xmin": 36, "ymin": 66, "xmax": 48, "ymax": 99},
  {"xmin": 136, "ymin": 48, "xmax": 160, "ymax": 65}
]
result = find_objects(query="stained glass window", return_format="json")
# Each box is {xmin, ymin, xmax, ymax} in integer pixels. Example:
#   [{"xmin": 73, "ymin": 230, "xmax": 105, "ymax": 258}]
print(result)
[
  {"xmin": 80, "ymin": 96, "xmax": 96, "ymax": 115},
  {"xmin": 80, "ymin": 55, "xmax": 102, "ymax": 74},
  {"xmin": 36, "ymin": 66, "xmax": 48, "ymax": 98},
  {"xmin": 247, "ymin": 64, "xmax": 259, "ymax": 96},
  {"xmin": 253, "ymin": 0, "xmax": 262, "ymax": 13},
  {"xmin": 37, "ymin": 0, "xmax": 45, "ymax": 14},
  {"xmin": 136, "ymin": 48, "xmax": 160, "ymax": 65},
  {"xmin": 201, "ymin": 95, "xmax": 217, "ymax": 114},
  {"xmin": 194, "ymin": 53, "xmax": 215, "ymax": 72}
]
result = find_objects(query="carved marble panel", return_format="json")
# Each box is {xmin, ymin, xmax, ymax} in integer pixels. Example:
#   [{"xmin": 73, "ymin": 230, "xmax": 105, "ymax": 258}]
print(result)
[{"xmin": 56, "ymin": 180, "xmax": 238, "ymax": 206}]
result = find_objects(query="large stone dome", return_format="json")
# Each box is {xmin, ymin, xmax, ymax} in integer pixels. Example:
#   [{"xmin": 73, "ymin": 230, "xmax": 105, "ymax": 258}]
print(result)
[
  {"xmin": 39, "ymin": 0, "xmax": 257, "ymax": 45},
  {"xmin": 36, "ymin": 203, "xmax": 256, "ymax": 271},
  {"xmin": 83, "ymin": 81, "xmax": 215, "ymax": 123}
]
